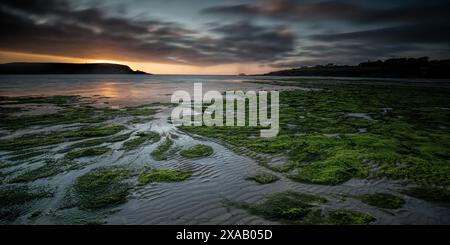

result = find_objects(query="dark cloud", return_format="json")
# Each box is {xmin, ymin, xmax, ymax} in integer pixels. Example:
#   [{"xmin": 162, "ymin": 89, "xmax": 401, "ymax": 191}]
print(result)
[
  {"xmin": 209, "ymin": 21, "xmax": 296, "ymax": 62},
  {"xmin": 202, "ymin": 0, "xmax": 373, "ymax": 23},
  {"xmin": 202, "ymin": 0, "xmax": 450, "ymax": 25},
  {"xmin": 202, "ymin": 0, "xmax": 450, "ymax": 68},
  {"xmin": 1, "ymin": 0, "xmax": 450, "ymax": 69},
  {"xmin": 268, "ymin": 43, "xmax": 417, "ymax": 68},
  {"xmin": 0, "ymin": 0, "xmax": 296, "ymax": 65},
  {"xmin": 0, "ymin": 0, "xmax": 69, "ymax": 14},
  {"xmin": 202, "ymin": 4, "xmax": 259, "ymax": 16},
  {"xmin": 310, "ymin": 23, "xmax": 450, "ymax": 45},
  {"xmin": 298, "ymin": 43, "xmax": 411, "ymax": 59}
]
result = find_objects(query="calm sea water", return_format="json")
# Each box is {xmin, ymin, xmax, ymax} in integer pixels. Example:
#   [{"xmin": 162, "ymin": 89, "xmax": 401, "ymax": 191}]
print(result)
[
  {"xmin": 0, "ymin": 74, "xmax": 295, "ymax": 106},
  {"xmin": 1, "ymin": 74, "xmax": 449, "ymax": 106}
]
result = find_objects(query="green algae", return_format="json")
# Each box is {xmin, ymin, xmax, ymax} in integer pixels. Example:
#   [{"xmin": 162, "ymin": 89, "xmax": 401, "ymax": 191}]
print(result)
[
  {"xmin": 1, "ymin": 107, "xmax": 103, "ymax": 129},
  {"xmin": 65, "ymin": 146, "xmax": 110, "ymax": 160},
  {"xmin": 121, "ymin": 132, "xmax": 160, "ymax": 151},
  {"xmin": 138, "ymin": 169, "xmax": 192, "ymax": 185},
  {"xmin": 179, "ymin": 144, "xmax": 213, "ymax": 158},
  {"xmin": 0, "ymin": 207, "xmax": 21, "ymax": 221},
  {"xmin": 150, "ymin": 137, "xmax": 174, "ymax": 161},
  {"xmin": 289, "ymin": 150, "xmax": 370, "ymax": 185},
  {"xmin": 0, "ymin": 125, "xmax": 125, "ymax": 151},
  {"xmin": 7, "ymin": 150, "xmax": 46, "ymax": 161},
  {"xmin": 62, "ymin": 133, "xmax": 131, "ymax": 152},
  {"xmin": 360, "ymin": 193, "xmax": 405, "ymax": 209},
  {"xmin": 326, "ymin": 210, "xmax": 376, "ymax": 225},
  {"xmin": 0, "ymin": 106, "xmax": 24, "ymax": 116},
  {"xmin": 101, "ymin": 105, "xmax": 158, "ymax": 116},
  {"xmin": 11, "ymin": 162, "xmax": 61, "ymax": 183},
  {"xmin": 9, "ymin": 159, "xmax": 88, "ymax": 183},
  {"xmin": 247, "ymin": 171, "xmax": 279, "ymax": 184},
  {"xmin": 108, "ymin": 133, "xmax": 133, "ymax": 142},
  {"xmin": 0, "ymin": 186, "xmax": 52, "ymax": 206},
  {"xmin": 0, "ymin": 133, "xmax": 65, "ymax": 151},
  {"xmin": 29, "ymin": 210, "xmax": 42, "ymax": 219},
  {"xmin": 70, "ymin": 134, "xmax": 130, "ymax": 148},
  {"xmin": 72, "ymin": 168, "xmax": 132, "ymax": 209},
  {"xmin": 119, "ymin": 107, "xmax": 157, "ymax": 116},
  {"xmin": 0, "ymin": 95, "xmax": 79, "ymax": 106},
  {"xmin": 0, "ymin": 161, "xmax": 22, "ymax": 170},
  {"xmin": 0, "ymin": 95, "xmax": 158, "ymax": 130},
  {"xmin": 179, "ymin": 81, "xmax": 450, "ymax": 189},
  {"xmin": 62, "ymin": 125, "xmax": 126, "ymax": 138},
  {"xmin": 232, "ymin": 191, "xmax": 375, "ymax": 224},
  {"xmin": 234, "ymin": 191, "xmax": 327, "ymax": 223},
  {"xmin": 403, "ymin": 187, "xmax": 450, "ymax": 204}
]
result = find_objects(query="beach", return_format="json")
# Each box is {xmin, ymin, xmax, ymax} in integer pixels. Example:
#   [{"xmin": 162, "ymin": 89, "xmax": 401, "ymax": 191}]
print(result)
[{"xmin": 1, "ymin": 75, "xmax": 449, "ymax": 224}]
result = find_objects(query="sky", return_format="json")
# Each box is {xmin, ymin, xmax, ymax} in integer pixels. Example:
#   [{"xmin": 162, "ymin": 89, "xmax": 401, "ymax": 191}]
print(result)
[{"xmin": 0, "ymin": 0, "xmax": 449, "ymax": 74}]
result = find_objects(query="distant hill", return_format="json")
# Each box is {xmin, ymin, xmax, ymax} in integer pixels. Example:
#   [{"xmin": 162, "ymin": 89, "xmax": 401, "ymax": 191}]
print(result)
[
  {"xmin": 263, "ymin": 57, "xmax": 450, "ymax": 78},
  {"xmin": 0, "ymin": 62, "xmax": 150, "ymax": 75}
]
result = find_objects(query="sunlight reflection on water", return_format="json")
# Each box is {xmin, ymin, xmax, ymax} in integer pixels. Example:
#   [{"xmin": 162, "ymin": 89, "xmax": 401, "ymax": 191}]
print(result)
[{"xmin": 0, "ymin": 74, "xmax": 293, "ymax": 107}]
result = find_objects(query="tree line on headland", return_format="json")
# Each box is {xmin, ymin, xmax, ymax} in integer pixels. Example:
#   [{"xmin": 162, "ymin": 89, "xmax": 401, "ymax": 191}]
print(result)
[{"xmin": 263, "ymin": 57, "xmax": 450, "ymax": 78}]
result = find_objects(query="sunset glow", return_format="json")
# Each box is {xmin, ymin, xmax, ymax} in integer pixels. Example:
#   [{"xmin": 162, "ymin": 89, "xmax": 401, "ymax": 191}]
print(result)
[
  {"xmin": 2, "ymin": 0, "xmax": 448, "ymax": 75},
  {"xmin": 0, "ymin": 51, "xmax": 275, "ymax": 75}
]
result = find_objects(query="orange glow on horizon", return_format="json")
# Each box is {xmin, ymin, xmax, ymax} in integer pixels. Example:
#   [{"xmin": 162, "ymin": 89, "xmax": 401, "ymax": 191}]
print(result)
[
  {"xmin": 0, "ymin": 51, "xmax": 277, "ymax": 75},
  {"xmin": 88, "ymin": 59, "xmax": 123, "ymax": 64}
]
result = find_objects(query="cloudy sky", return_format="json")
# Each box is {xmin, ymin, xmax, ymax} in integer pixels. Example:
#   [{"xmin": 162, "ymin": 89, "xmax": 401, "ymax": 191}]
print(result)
[{"xmin": 0, "ymin": 0, "xmax": 449, "ymax": 74}]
